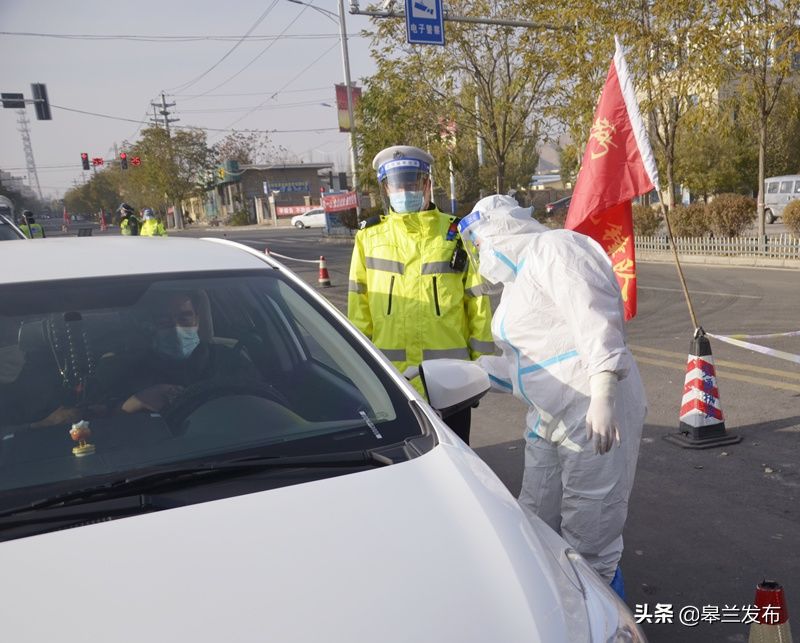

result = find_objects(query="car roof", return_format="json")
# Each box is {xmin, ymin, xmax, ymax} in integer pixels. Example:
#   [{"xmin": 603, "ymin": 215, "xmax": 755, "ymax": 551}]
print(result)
[
  {"xmin": 0, "ymin": 237, "xmax": 275, "ymax": 285},
  {"xmin": 766, "ymin": 175, "xmax": 800, "ymax": 181}
]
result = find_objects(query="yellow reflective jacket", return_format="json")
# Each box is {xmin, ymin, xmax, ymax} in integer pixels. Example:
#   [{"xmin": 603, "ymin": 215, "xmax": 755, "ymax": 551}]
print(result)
[
  {"xmin": 21, "ymin": 223, "xmax": 45, "ymax": 238},
  {"xmin": 141, "ymin": 219, "xmax": 167, "ymax": 236},
  {"xmin": 348, "ymin": 206, "xmax": 495, "ymax": 393}
]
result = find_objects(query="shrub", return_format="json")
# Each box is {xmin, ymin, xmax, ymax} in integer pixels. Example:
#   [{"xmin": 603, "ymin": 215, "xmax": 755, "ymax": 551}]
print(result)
[
  {"xmin": 667, "ymin": 203, "xmax": 709, "ymax": 237},
  {"xmin": 228, "ymin": 210, "xmax": 251, "ymax": 226},
  {"xmin": 783, "ymin": 200, "xmax": 800, "ymax": 238},
  {"xmin": 706, "ymin": 193, "xmax": 756, "ymax": 237},
  {"xmin": 632, "ymin": 204, "xmax": 662, "ymax": 236}
]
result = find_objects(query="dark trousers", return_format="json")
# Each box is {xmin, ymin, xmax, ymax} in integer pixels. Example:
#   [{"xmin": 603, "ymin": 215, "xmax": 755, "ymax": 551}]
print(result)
[{"xmin": 445, "ymin": 407, "xmax": 472, "ymax": 445}]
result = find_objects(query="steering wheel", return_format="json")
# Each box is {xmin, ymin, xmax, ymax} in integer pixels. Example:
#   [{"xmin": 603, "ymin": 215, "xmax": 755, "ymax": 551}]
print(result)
[{"xmin": 160, "ymin": 379, "xmax": 290, "ymax": 435}]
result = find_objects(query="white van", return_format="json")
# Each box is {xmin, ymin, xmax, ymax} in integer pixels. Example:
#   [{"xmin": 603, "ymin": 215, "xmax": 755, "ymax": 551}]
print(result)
[{"xmin": 764, "ymin": 175, "xmax": 800, "ymax": 223}]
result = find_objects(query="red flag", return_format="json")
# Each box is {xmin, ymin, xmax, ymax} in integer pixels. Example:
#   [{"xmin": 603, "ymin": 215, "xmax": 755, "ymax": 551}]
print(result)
[{"xmin": 565, "ymin": 36, "xmax": 659, "ymax": 320}]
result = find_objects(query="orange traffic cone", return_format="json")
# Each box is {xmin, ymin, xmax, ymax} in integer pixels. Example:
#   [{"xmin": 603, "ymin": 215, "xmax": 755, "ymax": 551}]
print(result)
[
  {"xmin": 749, "ymin": 580, "xmax": 792, "ymax": 643},
  {"xmin": 665, "ymin": 328, "xmax": 741, "ymax": 449},
  {"xmin": 318, "ymin": 255, "xmax": 332, "ymax": 287}
]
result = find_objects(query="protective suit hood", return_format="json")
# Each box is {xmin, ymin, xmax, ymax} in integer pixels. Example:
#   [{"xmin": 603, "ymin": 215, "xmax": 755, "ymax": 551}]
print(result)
[{"xmin": 466, "ymin": 195, "xmax": 547, "ymax": 283}]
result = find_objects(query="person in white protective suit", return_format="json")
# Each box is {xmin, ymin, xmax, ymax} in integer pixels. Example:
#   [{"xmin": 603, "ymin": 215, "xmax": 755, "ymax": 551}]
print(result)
[{"xmin": 457, "ymin": 194, "xmax": 647, "ymax": 592}]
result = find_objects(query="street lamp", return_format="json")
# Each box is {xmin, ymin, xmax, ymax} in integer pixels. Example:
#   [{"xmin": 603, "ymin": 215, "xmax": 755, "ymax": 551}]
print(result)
[{"xmin": 286, "ymin": 0, "xmax": 361, "ymax": 217}]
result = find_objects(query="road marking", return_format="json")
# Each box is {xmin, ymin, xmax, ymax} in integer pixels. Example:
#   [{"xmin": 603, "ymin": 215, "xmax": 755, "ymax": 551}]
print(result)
[
  {"xmin": 631, "ymin": 344, "xmax": 800, "ymax": 381},
  {"xmin": 639, "ymin": 286, "xmax": 761, "ymax": 300},
  {"xmin": 633, "ymin": 355, "xmax": 800, "ymax": 393}
]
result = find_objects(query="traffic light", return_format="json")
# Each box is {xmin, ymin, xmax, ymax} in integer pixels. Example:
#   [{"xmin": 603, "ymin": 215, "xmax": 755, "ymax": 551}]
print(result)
[
  {"xmin": 119, "ymin": 152, "xmax": 128, "ymax": 170},
  {"xmin": 81, "ymin": 152, "xmax": 90, "ymax": 170}
]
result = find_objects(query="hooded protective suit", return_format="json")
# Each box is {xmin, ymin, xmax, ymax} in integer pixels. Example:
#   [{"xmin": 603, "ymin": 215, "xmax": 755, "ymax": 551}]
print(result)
[{"xmin": 463, "ymin": 195, "xmax": 647, "ymax": 583}]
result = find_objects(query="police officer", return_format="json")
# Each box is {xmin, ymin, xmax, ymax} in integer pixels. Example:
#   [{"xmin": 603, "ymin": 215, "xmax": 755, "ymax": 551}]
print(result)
[
  {"xmin": 140, "ymin": 208, "xmax": 167, "ymax": 236},
  {"xmin": 347, "ymin": 145, "xmax": 495, "ymax": 444},
  {"xmin": 20, "ymin": 210, "xmax": 45, "ymax": 238},
  {"xmin": 118, "ymin": 202, "xmax": 141, "ymax": 236}
]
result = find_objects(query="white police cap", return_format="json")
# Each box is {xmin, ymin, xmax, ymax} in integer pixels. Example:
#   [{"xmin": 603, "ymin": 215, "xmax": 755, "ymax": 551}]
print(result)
[{"xmin": 372, "ymin": 145, "xmax": 434, "ymax": 180}]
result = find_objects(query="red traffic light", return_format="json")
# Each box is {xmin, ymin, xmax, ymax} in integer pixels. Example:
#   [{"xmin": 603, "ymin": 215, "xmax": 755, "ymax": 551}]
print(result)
[
  {"xmin": 131, "ymin": 156, "xmax": 141, "ymax": 166},
  {"xmin": 80, "ymin": 152, "xmax": 89, "ymax": 170},
  {"xmin": 119, "ymin": 152, "xmax": 128, "ymax": 170}
]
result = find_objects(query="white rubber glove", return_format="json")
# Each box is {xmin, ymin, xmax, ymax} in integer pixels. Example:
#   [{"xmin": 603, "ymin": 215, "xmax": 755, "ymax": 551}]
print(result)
[{"xmin": 586, "ymin": 371, "xmax": 620, "ymax": 455}]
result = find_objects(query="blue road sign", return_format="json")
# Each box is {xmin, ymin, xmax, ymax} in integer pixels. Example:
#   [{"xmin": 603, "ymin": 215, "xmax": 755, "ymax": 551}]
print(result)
[{"xmin": 405, "ymin": 0, "xmax": 445, "ymax": 46}]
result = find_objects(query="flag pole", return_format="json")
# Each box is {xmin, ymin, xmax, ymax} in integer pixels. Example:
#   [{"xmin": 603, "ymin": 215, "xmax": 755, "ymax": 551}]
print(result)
[{"xmin": 657, "ymin": 199, "xmax": 699, "ymax": 331}]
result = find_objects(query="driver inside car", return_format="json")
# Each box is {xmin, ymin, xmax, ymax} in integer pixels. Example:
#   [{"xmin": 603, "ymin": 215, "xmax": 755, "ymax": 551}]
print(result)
[
  {"xmin": 120, "ymin": 291, "xmax": 259, "ymax": 414},
  {"xmin": 28, "ymin": 291, "xmax": 260, "ymax": 426}
]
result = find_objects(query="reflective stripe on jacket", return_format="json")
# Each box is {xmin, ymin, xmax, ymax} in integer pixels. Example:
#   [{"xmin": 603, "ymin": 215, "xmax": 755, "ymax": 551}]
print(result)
[{"xmin": 347, "ymin": 206, "xmax": 495, "ymax": 393}]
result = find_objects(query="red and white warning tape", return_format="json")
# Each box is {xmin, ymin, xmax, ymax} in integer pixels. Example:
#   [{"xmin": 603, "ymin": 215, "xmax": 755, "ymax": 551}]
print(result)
[{"xmin": 706, "ymin": 331, "xmax": 800, "ymax": 366}]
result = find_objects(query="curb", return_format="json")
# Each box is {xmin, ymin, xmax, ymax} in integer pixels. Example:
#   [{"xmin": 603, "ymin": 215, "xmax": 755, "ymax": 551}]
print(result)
[{"xmin": 637, "ymin": 252, "xmax": 800, "ymax": 269}]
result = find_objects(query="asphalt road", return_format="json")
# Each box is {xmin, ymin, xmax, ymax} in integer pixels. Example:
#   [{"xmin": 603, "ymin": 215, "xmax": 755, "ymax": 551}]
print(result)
[{"xmin": 59, "ymin": 223, "xmax": 800, "ymax": 642}]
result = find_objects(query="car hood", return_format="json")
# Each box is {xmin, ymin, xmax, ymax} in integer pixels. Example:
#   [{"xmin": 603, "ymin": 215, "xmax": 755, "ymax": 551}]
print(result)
[{"xmin": 0, "ymin": 445, "xmax": 586, "ymax": 643}]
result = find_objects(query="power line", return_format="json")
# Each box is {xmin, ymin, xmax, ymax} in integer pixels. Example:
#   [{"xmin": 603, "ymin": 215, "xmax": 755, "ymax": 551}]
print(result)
[
  {"xmin": 165, "ymin": 1, "xmax": 280, "ymax": 93},
  {"xmin": 178, "ymin": 1, "xmax": 313, "ymax": 101},
  {"xmin": 49, "ymin": 103, "xmax": 338, "ymax": 134},
  {"xmin": 178, "ymin": 99, "xmax": 332, "ymax": 114},
  {"xmin": 218, "ymin": 40, "xmax": 340, "ymax": 135},
  {"xmin": 0, "ymin": 30, "xmax": 356, "ymax": 42},
  {"xmin": 173, "ymin": 86, "xmax": 330, "ymax": 98}
]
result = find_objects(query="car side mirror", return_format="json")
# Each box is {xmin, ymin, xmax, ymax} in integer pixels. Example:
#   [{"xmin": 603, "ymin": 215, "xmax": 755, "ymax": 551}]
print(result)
[{"xmin": 418, "ymin": 359, "xmax": 490, "ymax": 418}]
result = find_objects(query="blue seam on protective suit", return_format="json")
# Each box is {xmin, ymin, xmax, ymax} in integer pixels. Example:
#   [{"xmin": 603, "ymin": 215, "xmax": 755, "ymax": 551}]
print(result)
[
  {"xmin": 493, "ymin": 250, "xmax": 519, "ymax": 275},
  {"xmin": 489, "ymin": 374, "xmax": 513, "ymax": 390},
  {"xmin": 518, "ymin": 349, "xmax": 579, "ymax": 374},
  {"xmin": 526, "ymin": 416, "xmax": 541, "ymax": 440},
  {"xmin": 499, "ymin": 315, "xmax": 535, "ymax": 406}
]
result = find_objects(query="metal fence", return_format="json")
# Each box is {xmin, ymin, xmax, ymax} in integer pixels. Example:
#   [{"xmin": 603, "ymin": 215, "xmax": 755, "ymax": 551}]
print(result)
[{"xmin": 635, "ymin": 233, "xmax": 800, "ymax": 260}]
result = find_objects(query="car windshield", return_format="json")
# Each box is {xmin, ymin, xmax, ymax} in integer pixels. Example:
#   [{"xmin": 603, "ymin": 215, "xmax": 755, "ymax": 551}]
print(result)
[
  {"xmin": 0, "ymin": 269, "xmax": 421, "ymax": 509},
  {"xmin": 0, "ymin": 222, "xmax": 23, "ymax": 241}
]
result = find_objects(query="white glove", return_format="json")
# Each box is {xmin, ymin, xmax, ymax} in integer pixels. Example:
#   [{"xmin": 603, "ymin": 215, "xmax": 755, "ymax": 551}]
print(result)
[{"xmin": 585, "ymin": 371, "xmax": 620, "ymax": 455}]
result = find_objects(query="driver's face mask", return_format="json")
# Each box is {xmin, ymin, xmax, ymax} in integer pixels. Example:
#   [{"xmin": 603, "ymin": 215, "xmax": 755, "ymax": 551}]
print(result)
[{"xmin": 154, "ymin": 325, "xmax": 200, "ymax": 360}]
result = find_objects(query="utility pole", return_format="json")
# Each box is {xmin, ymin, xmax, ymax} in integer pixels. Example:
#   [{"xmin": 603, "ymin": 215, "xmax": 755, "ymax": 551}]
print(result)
[
  {"xmin": 338, "ymin": 0, "xmax": 361, "ymax": 218},
  {"xmin": 151, "ymin": 93, "xmax": 179, "ymax": 136},
  {"xmin": 16, "ymin": 109, "xmax": 43, "ymax": 200},
  {"xmin": 150, "ymin": 93, "xmax": 183, "ymax": 229}
]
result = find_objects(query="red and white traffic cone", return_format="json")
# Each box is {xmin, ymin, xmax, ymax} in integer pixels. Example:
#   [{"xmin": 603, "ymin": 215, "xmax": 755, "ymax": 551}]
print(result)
[
  {"xmin": 749, "ymin": 580, "xmax": 792, "ymax": 643},
  {"xmin": 318, "ymin": 256, "xmax": 332, "ymax": 287},
  {"xmin": 665, "ymin": 328, "xmax": 741, "ymax": 449}
]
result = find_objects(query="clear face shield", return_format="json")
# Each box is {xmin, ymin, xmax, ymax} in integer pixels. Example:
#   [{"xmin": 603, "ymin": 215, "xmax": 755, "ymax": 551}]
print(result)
[
  {"xmin": 457, "ymin": 211, "xmax": 505, "ymax": 295},
  {"xmin": 378, "ymin": 158, "xmax": 430, "ymax": 215}
]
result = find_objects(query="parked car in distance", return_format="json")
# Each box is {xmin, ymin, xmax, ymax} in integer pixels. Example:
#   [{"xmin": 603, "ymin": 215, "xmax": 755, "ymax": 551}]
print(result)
[
  {"xmin": 0, "ymin": 213, "xmax": 26, "ymax": 241},
  {"xmin": 291, "ymin": 208, "xmax": 326, "ymax": 229},
  {"xmin": 0, "ymin": 238, "xmax": 645, "ymax": 643},
  {"xmin": 764, "ymin": 175, "xmax": 800, "ymax": 223},
  {"xmin": 545, "ymin": 195, "xmax": 572, "ymax": 217}
]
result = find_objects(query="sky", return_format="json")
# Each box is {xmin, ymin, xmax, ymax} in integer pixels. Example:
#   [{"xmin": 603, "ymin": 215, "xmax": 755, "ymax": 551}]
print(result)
[{"xmin": 0, "ymin": 0, "xmax": 377, "ymax": 199}]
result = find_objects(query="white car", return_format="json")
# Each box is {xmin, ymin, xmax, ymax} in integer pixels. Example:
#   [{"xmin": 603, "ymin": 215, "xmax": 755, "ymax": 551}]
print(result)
[
  {"xmin": 291, "ymin": 207, "xmax": 326, "ymax": 229},
  {"xmin": 0, "ymin": 238, "xmax": 644, "ymax": 643}
]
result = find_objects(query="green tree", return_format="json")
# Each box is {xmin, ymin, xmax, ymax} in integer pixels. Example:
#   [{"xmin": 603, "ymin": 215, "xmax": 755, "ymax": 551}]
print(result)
[
  {"xmin": 360, "ymin": 0, "xmax": 554, "ymax": 195},
  {"xmin": 719, "ymin": 0, "xmax": 800, "ymax": 236},
  {"xmin": 124, "ymin": 127, "xmax": 213, "ymax": 217}
]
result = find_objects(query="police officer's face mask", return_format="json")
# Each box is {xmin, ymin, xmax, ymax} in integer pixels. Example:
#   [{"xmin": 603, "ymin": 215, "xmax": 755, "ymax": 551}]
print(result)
[{"xmin": 388, "ymin": 190, "xmax": 424, "ymax": 214}]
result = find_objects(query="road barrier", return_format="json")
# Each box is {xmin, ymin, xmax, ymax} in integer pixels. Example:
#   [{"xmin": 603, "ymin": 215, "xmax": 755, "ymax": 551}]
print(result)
[
  {"xmin": 264, "ymin": 248, "xmax": 333, "ymax": 287},
  {"xmin": 665, "ymin": 329, "xmax": 742, "ymax": 449}
]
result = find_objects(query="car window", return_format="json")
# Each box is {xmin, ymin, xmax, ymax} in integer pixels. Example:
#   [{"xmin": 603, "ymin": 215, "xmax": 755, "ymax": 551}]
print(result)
[
  {"xmin": 779, "ymin": 181, "xmax": 792, "ymax": 193},
  {"xmin": 794, "ymin": 181, "xmax": 800, "ymax": 194},
  {"xmin": 0, "ymin": 222, "xmax": 24, "ymax": 241},
  {"xmin": 767, "ymin": 182, "xmax": 779, "ymax": 194},
  {"xmin": 0, "ymin": 270, "xmax": 420, "ymax": 507}
]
